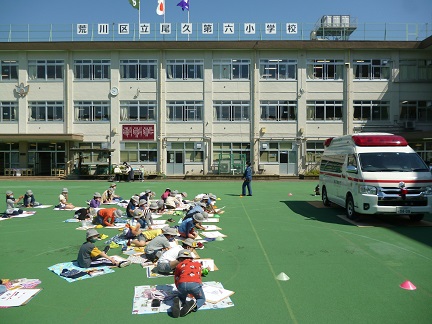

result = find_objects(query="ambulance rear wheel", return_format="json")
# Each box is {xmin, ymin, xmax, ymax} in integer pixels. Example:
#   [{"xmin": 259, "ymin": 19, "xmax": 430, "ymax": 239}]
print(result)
[
  {"xmin": 346, "ymin": 195, "xmax": 357, "ymax": 220},
  {"xmin": 322, "ymin": 187, "xmax": 330, "ymax": 206}
]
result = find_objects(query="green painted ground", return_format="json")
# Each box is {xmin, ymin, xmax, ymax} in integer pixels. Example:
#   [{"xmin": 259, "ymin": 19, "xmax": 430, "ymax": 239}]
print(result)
[{"xmin": 1, "ymin": 180, "xmax": 431, "ymax": 324}]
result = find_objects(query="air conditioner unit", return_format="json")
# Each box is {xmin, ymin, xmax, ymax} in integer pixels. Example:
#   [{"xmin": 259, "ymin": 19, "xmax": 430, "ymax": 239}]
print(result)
[
  {"xmin": 261, "ymin": 142, "xmax": 269, "ymax": 150},
  {"xmin": 194, "ymin": 142, "xmax": 203, "ymax": 150},
  {"xmin": 219, "ymin": 163, "xmax": 229, "ymax": 173},
  {"xmin": 404, "ymin": 121, "xmax": 415, "ymax": 130}
]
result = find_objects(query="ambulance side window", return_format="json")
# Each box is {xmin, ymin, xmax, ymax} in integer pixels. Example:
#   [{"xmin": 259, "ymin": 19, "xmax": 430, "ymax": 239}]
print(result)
[
  {"xmin": 347, "ymin": 154, "xmax": 357, "ymax": 168},
  {"xmin": 347, "ymin": 154, "xmax": 358, "ymax": 173}
]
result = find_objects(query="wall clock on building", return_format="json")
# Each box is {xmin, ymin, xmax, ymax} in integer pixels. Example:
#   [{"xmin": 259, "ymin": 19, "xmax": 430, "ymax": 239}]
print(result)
[{"xmin": 110, "ymin": 87, "xmax": 119, "ymax": 96}]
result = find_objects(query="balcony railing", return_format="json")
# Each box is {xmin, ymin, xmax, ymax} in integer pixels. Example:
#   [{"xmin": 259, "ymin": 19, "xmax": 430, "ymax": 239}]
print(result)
[{"xmin": 0, "ymin": 22, "xmax": 431, "ymax": 42}]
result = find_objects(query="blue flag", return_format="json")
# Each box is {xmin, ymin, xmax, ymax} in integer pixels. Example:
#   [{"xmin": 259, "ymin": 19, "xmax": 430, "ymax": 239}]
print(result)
[{"xmin": 177, "ymin": 0, "xmax": 189, "ymax": 11}]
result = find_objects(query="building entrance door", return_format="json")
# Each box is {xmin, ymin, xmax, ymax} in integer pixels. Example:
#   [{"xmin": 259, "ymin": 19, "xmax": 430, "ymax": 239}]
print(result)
[
  {"xmin": 279, "ymin": 151, "xmax": 297, "ymax": 175},
  {"xmin": 36, "ymin": 152, "xmax": 52, "ymax": 175},
  {"xmin": 166, "ymin": 151, "xmax": 184, "ymax": 175}
]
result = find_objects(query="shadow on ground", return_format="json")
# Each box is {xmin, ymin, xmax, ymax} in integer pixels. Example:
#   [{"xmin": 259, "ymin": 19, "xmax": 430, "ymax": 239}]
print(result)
[{"xmin": 282, "ymin": 200, "xmax": 432, "ymax": 248}]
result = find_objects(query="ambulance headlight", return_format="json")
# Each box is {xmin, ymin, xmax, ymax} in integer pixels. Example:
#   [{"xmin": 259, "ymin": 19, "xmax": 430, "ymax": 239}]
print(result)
[
  {"xmin": 359, "ymin": 185, "xmax": 377, "ymax": 195},
  {"xmin": 421, "ymin": 186, "xmax": 432, "ymax": 195}
]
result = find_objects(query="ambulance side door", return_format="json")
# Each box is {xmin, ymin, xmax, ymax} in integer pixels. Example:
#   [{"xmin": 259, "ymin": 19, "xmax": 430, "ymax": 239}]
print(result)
[
  {"xmin": 341, "ymin": 153, "xmax": 358, "ymax": 202},
  {"xmin": 332, "ymin": 154, "xmax": 346, "ymax": 206}
]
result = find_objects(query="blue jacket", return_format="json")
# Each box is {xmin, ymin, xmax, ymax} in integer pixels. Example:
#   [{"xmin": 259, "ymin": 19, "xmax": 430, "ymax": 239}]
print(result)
[
  {"xmin": 243, "ymin": 165, "xmax": 252, "ymax": 181},
  {"xmin": 178, "ymin": 218, "xmax": 195, "ymax": 235}
]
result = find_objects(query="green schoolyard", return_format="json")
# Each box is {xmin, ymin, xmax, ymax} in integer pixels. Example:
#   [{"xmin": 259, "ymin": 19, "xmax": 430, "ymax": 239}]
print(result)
[{"xmin": 1, "ymin": 179, "xmax": 431, "ymax": 324}]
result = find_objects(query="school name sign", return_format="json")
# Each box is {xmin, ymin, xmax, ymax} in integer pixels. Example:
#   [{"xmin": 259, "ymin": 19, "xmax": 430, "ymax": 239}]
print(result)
[{"xmin": 76, "ymin": 22, "xmax": 298, "ymax": 36}]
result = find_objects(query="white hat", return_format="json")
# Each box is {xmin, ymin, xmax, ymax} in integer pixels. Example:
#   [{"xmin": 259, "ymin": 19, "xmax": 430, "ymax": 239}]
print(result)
[
  {"xmin": 162, "ymin": 227, "xmax": 178, "ymax": 236},
  {"xmin": 177, "ymin": 249, "xmax": 194, "ymax": 259},
  {"xmin": 86, "ymin": 228, "xmax": 99, "ymax": 239},
  {"xmin": 133, "ymin": 209, "xmax": 143, "ymax": 218},
  {"xmin": 193, "ymin": 213, "xmax": 204, "ymax": 222}
]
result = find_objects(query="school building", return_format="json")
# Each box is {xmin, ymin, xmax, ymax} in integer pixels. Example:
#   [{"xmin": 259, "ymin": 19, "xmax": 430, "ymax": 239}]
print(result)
[{"xmin": 1, "ymin": 23, "xmax": 431, "ymax": 177}]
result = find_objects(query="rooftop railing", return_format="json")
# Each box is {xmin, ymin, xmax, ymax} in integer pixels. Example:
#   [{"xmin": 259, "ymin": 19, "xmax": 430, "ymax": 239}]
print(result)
[{"xmin": 0, "ymin": 22, "xmax": 430, "ymax": 43}]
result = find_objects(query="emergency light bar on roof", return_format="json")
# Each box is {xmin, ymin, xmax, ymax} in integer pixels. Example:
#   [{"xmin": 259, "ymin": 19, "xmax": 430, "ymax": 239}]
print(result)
[
  {"xmin": 324, "ymin": 134, "xmax": 409, "ymax": 147},
  {"xmin": 351, "ymin": 135, "xmax": 408, "ymax": 146}
]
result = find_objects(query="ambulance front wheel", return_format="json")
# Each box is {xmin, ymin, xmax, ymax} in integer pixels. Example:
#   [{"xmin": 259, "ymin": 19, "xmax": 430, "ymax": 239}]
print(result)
[
  {"xmin": 346, "ymin": 195, "xmax": 357, "ymax": 220},
  {"xmin": 409, "ymin": 214, "xmax": 424, "ymax": 222},
  {"xmin": 322, "ymin": 187, "xmax": 330, "ymax": 206}
]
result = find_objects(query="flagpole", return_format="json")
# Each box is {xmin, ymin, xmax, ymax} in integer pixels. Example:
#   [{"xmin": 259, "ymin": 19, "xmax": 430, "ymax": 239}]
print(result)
[
  {"xmin": 138, "ymin": 1, "xmax": 141, "ymax": 40},
  {"xmin": 187, "ymin": 3, "xmax": 190, "ymax": 41}
]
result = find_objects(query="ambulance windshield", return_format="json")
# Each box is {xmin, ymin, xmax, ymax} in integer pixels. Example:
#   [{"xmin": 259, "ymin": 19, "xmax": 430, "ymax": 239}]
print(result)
[{"xmin": 359, "ymin": 152, "xmax": 429, "ymax": 172}]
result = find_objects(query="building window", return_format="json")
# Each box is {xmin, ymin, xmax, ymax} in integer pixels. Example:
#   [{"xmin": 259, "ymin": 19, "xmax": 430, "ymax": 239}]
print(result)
[
  {"xmin": 1, "ymin": 60, "xmax": 18, "ymax": 80},
  {"xmin": 0, "ymin": 101, "xmax": 17, "ymax": 122},
  {"xmin": 307, "ymin": 59, "xmax": 344, "ymax": 80},
  {"xmin": 259, "ymin": 59, "xmax": 297, "ymax": 80},
  {"xmin": 260, "ymin": 100, "xmax": 297, "ymax": 121},
  {"xmin": 399, "ymin": 59, "xmax": 432, "ymax": 81},
  {"xmin": 167, "ymin": 101, "xmax": 203, "ymax": 121},
  {"xmin": 413, "ymin": 142, "xmax": 432, "ymax": 164},
  {"xmin": 166, "ymin": 59, "xmax": 203, "ymax": 80},
  {"xmin": 353, "ymin": 60, "xmax": 390, "ymax": 80},
  {"xmin": 353, "ymin": 100, "xmax": 389, "ymax": 121},
  {"xmin": 214, "ymin": 100, "xmax": 250, "ymax": 121},
  {"xmin": 306, "ymin": 141, "xmax": 324, "ymax": 165},
  {"xmin": 167, "ymin": 142, "xmax": 203, "ymax": 163},
  {"xmin": 213, "ymin": 142, "xmax": 251, "ymax": 164},
  {"xmin": 74, "ymin": 101, "xmax": 110, "ymax": 122},
  {"xmin": 259, "ymin": 142, "xmax": 284, "ymax": 163},
  {"xmin": 74, "ymin": 60, "xmax": 110, "ymax": 80},
  {"xmin": 120, "ymin": 60, "xmax": 157, "ymax": 80},
  {"xmin": 29, "ymin": 101, "xmax": 64, "ymax": 122},
  {"xmin": 120, "ymin": 101, "xmax": 156, "ymax": 121},
  {"xmin": 28, "ymin": 60, "xmax": 64, "ymax": 80},
  {"xmin": 73, "ymin": 143, "xmax": 109, "ymax": 170},
  {"xmin": 120, "ymin": 142, "xmax": 158, "ymax": 163},
  {"xmin": 307, "ymin": 100, "xmax": 343, "ymax": 121},
  {"xmin": 184, "ymin": 143, "xmax": 204, "ymax": 163},
  {"xmin": 0, "ymin": 142, "xmax": 20, "ymax": 171},
  {"xmin": 213, "ymin": 59, "xmax": 250, "ymax": 80},
  {"xmin": 400, "ymin": 101, "xmax": 432, "ymax": 121}
]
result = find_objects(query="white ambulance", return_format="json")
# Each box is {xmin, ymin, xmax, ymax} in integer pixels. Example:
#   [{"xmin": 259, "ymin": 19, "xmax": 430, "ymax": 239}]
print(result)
[{"xmin": 319, "ymin": 133, "xmax": 432, "ymax": 221}]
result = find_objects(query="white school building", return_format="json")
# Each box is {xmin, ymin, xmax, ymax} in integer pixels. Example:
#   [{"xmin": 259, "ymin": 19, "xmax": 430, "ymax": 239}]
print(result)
[{"xmin": 1, "ymin": 21, "xmax": 431, "ymax": 178}]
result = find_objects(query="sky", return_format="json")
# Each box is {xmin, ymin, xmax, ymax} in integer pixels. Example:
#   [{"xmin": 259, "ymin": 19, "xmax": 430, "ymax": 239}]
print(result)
[{"xmin": 0, "ymin": 0, "xmax": 431, "ymax": 25}]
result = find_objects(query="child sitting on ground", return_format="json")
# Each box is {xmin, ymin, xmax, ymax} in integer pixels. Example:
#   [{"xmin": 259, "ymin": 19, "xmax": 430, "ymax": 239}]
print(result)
[
  {"xmin": 4, "ymin": 190, "xmax": 24, "ymax": 217},
  {"xmin": 130, "ymin": 228, "xmax": 163, "ymax": 247},
  {"xmin": 123, "ymin": 209, "xmax": 145, "ymax": 239},
  {"xmin": 144, "ymin": 226, "xmax": 177, "ymax": 262},
  {"xmin": 156, "ymin": 238, "xmax": 197, "ymax": 275},
  {"xmin": 89, "ymin": 192, "xmax": 102, "ymax": 208},
  {"xmin": 101, "ymin": 188, "xmax": 114, "ymax": 203},
  {"xmin": 178, "ymin": 213, "xmax": 204, "ymax": 239},
  {"xmin": 77, "ymin": 229, "xmax": 130, "ymax": 268},
  {"xmin": 58, "ymin": 188, "xmax": 75, "ymax": 209},
  {"xmin": 23, "ymin": 190, "xmax": 40, "ymax": 207},
  {"xmin": 93, "ymin": 208, "xmax": 123, "ymax": 227},
  {"xmin": 74, "ymin": 207, "xmax": 96, "ymax": 222}
]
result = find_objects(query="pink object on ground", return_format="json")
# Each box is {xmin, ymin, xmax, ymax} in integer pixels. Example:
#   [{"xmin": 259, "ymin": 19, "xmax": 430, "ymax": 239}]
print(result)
[{"xmin": 400, "ymin": 280, "xmax": 416, "ymax": 290}]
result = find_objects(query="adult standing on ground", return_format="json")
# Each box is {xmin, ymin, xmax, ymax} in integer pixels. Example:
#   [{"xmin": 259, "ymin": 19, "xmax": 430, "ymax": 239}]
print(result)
[{"xmin": 241, "ymin": 161, "xmax": 253, "ymax": 196}]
